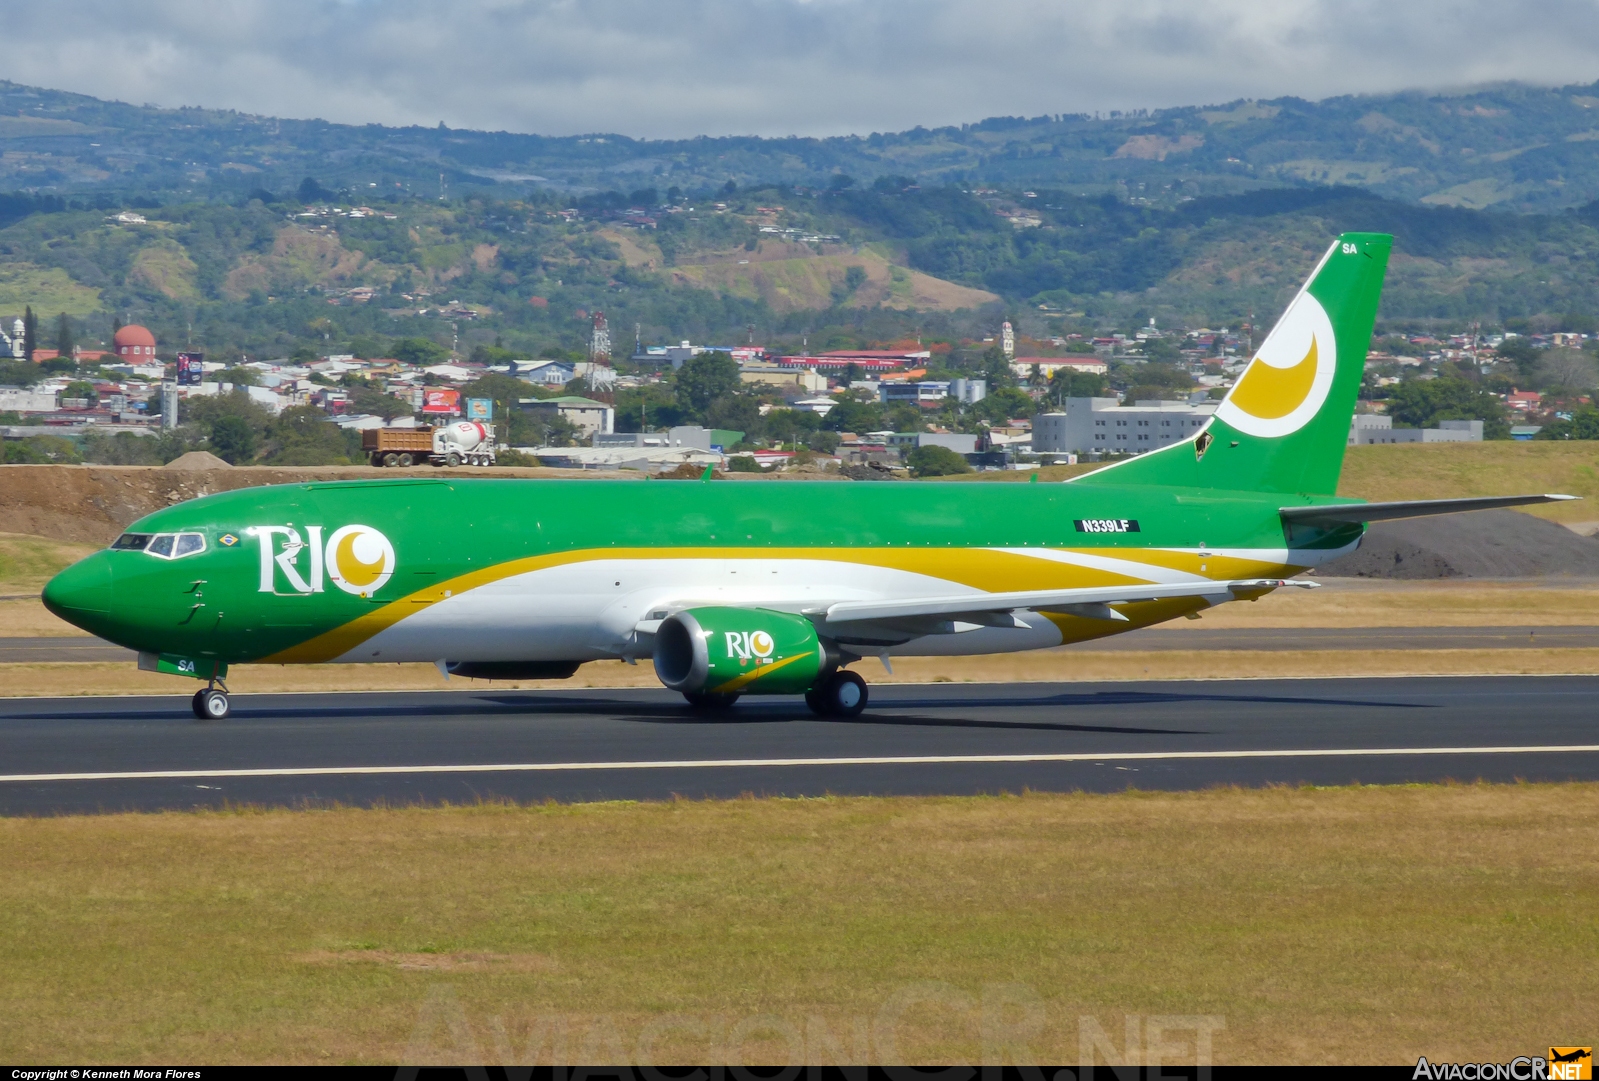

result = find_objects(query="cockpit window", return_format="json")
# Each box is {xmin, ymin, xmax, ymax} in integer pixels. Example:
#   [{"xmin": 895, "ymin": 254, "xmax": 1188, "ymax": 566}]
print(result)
[{"xmin": 120, "ymin": 532, "xmax": 207, "ymax": 559}]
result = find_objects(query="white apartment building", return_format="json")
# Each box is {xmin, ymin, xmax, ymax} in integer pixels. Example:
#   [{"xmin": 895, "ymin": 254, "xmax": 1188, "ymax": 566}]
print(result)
[
  {"xmin": 1348, "ymin": 414, "xmax": 1483, "ymax": 445},
  {"xmin": 1033, "ymin": 397, "xmax": 1217, "ymax": 455}
]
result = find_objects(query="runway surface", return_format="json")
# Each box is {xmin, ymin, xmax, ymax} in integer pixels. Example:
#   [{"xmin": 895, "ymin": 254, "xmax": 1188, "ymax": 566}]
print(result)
[
  {"xmin": 12, "ymin": 625, "xmax": 1599, "ymax": 664},
  {"xmin": 2, "ymin": 676, "xmax": 1598, "ymax": 814}
]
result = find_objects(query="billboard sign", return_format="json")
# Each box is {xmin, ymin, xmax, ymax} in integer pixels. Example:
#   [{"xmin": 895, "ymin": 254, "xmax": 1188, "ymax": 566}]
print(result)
[
  {"xmin": 466, "ymin": 397, "xmax": 493, "ymax": 421},
  {"xmin": 176, "ymin": 352, "xmax": 204, "ymax": 386},
  {"xmin": 421, "ymin": 388, "xmax": 461, "ymax": 415}
]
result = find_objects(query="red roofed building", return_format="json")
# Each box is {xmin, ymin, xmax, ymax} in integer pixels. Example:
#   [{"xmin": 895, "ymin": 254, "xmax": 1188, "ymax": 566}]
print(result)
[
  {"xmin": 113, "ymin": 324, "xmax": 157, "ymax": 360},
  {"xmin": 779, "ymin": 349, "xmax": 930, "ymax": 373}
]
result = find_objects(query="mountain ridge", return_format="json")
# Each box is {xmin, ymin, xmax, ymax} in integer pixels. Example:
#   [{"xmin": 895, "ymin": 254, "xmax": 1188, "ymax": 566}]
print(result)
[{"xmin": 5, "ymin": 78, "xmax": 1599, "ymax": 211}]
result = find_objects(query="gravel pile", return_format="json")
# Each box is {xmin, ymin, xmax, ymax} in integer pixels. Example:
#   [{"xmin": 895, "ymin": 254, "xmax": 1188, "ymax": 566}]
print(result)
[{"xmin": 1316, "ymin": 509, "xmax": 1599, "ymax": 578}]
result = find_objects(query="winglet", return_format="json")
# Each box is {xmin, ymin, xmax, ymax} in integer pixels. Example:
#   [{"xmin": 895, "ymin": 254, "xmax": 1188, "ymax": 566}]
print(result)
[{"xmin": 700, "ymin": 464, "xmax": 715, "ymax": 481}]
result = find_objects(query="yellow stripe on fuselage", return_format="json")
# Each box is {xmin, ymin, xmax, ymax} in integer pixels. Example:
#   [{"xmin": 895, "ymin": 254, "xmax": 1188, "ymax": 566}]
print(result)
[{"xmin": 263, "ymin": 544, "xmax": 1300, "ymax": 663}]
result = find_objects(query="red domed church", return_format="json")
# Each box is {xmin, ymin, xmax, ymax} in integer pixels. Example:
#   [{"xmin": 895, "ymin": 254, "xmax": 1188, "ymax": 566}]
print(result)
[{"xmin": 114, "ymin": 324, "xmax": 156, "ymax": 359}]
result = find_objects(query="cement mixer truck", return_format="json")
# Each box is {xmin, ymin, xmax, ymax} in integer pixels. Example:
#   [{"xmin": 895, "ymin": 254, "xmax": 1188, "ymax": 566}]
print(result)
[{"xmin": 363, "ymin": 421, "xmax": 498, "ymax": 467}]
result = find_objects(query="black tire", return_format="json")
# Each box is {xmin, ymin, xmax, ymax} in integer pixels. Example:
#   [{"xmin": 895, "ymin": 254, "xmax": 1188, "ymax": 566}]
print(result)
[
  {"xmin": 446, "ymin": 451, "xmax": 461, "ymax": 467},
  {"xmin": 369, "ymin": 453, "xmax": 383, "ymax": 468},
  {"xmin": 398, "ymin": 452, "xmax": 414, "ymax": 467},
  {"xmin": 819, "ymin": 670, "xmax": 868, "ymax": 717},
  {"xmin": 683, "ymin": 690, "xmax": 739, "ymax": 710},
  {"xmin": 197, "ymin": 688, "xmax": 231, "ymax": 721},
  {"xmin": 804, "ymin": 688, "xmax": 828, "ymax": 715},
  {"xmin": 191, "ymin": 688, "xmax": 208, "ymax": 719},
  {"xmin": 381, "ymin": 452, "xmax": 398, "ymax": 467}
]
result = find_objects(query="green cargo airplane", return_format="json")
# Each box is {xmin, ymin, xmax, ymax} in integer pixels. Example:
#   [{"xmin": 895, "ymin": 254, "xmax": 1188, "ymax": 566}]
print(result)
[{"xmin": 42, "ymin": 232, "xmax": 1572, "ymax": 720}]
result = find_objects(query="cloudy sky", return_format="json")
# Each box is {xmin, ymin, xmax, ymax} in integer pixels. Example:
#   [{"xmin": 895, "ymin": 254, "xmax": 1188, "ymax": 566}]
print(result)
[{"xmin": 3, "ymin": 0, "xmax": 1597, "ymax": 139}]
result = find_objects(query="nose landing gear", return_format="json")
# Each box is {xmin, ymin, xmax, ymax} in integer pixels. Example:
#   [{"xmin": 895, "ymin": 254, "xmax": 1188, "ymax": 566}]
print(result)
[{"xmin": 191, "ymin": 681, "xmax": 231, "ymax": 720}]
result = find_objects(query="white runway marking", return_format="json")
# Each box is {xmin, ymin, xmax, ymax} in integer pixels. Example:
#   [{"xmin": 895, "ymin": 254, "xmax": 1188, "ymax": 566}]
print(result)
[{"xmin": 4, "ymin": 745, "xmax": 1599, "ymax": 783}]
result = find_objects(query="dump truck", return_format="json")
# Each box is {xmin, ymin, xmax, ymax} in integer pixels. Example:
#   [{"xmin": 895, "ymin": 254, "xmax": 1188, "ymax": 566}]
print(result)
[{"xmin": 363, "ymin": 422, "xmax": 497, "ymax": 467}]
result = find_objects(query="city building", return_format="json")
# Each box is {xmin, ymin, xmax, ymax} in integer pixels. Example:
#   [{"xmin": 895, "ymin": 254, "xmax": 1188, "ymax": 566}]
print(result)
[
  {"xmin": 791, "ymin": 397, "xmax": 837, "ymax": 416},
  {"xmin": 884, "ymin": 432, "xmax": 979, "ymax": 455},
  {"xmin": 518, "ymin": 395, "xmax": 615, "ymax": 438},
  {"xmin": 879, "ymin": 381, "xmax": 950, "ymax": 407},
  {"xmin": 113, "ymin": 324, "xmax": 158, "ymax": 360},
  {"xmin": 778, "ymin": 349, "xmax": 927, "ymax": 374},
  {"xmin": 632, "ymin": 341, "xmax": 704, "ymax": 370},
  {"xmin": 949, "ymin": 378, "xmax": 987, "ymax": 404},
  {"xmin": 739, "ymin": 365, "xmax": 828, "ymax": 393},
  {"xmin": 1009, "ymin": 357, "xmax": 1108, "ymax": 379},
  {"xmin": 1347, "ymin": 415, "xmax": 1483, "ymax": 444},
  {"xmin": 594, "ymin": 426, "xmax": 743, "ymax": 451},
  {"xmin": 515, "ymin": 360, "xmax": 575, "ymax": 386},
  {"xmin": 1033, "ymin": 397, "xmax": 1217, "ymax": 455},
  {"xmin": 0, "ymin": 385, "xmax": 60, "ymax": 412}
]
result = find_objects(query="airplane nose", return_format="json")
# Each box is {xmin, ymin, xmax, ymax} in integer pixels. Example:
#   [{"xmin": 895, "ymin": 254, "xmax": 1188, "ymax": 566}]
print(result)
[{"xmin": 42, "ymin": 553, "xmax": 113, "ymax": 619}]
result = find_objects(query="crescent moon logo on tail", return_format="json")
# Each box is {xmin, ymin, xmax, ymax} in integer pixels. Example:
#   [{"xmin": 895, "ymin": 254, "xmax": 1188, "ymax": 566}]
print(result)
[{"xmin": 1214, "ymin": 292, "xmax": 1338, "ymax": 439}]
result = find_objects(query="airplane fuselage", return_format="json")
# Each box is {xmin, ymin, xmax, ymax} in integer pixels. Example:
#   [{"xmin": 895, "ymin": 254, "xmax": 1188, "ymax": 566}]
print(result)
[{"xmin": 42, "ymin": 476, "xmax": 1362, "ymax": 669}]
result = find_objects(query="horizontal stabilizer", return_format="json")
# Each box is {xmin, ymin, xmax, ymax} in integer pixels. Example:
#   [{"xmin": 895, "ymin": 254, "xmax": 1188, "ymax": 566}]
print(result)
[
  {"xmin": 1280, "ymin": 494, "xmax": 1577, "ymax": 526},
  {"xmin": 817, "ymin": 579, "xmax": 1315, "ymax": 625}
]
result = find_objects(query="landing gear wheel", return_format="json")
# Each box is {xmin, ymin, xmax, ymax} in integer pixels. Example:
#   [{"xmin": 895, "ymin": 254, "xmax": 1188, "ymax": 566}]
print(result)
[
  {"xmin": 398, "ymin": 452, "xmax": 414, "ymax": 467},
  {"xmin": 446, "ymin": 451, "xmax": 461, "ymax": 467},
  {"xmin": 808, "ymin": 670, "xmax": 867, "ymax": 717},
  {"xmin": 193, "ymin": 687, "xmax": 231, "ymax": 720},
  {"xmin": 381, "ymin": 452, "xmax": 398, "ymax": 467},
  {"xmin": 683, "ymin": 691, "xmax": 740, "ymax": 710}
]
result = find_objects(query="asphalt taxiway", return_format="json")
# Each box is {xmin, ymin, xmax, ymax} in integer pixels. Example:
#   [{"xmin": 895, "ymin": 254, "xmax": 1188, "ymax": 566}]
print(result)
[
  {"xmin": 13, "ymin": 625, "xmax": 1599, "ymax": 664},
  {"xmin": 1, "ymin": 676, "xmax": 1597, "ymax": 814}
]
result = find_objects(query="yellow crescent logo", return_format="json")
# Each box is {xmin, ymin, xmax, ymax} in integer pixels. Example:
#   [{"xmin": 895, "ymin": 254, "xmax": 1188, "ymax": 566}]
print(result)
[
  {"xmin": 1228, "ymin": 338, "xmax": 1317, "ymax": 420},
  {"xmin": 750, "ymin": 630, "xmax": 775, "ymax": 658},
  {"xmin": 1214, "ymin": 292, "xmax": 1338, "ymax": 438},
  {"xmin": 324, "ymin": 525, "xmax": 396, "ymax": 596}
]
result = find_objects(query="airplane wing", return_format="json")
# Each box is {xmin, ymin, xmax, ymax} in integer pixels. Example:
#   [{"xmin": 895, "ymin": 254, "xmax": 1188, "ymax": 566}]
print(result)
[
  {"xmin": 813, "ymin": 578, "xmax": 1313, "ymax": 626},
  {"xmin": 1279, "ymin": 494, "xmax": 1576, "ymax": 526}
]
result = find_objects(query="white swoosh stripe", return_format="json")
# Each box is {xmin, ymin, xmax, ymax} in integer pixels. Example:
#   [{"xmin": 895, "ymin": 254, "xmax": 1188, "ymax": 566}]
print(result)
[
  {"xmin": 5, "ymin": 745, "xmax": 1598, "ymax": 783},
  {"xmin": 985, "ymin": 547, "xmax": 1206, "ymax": 584}
]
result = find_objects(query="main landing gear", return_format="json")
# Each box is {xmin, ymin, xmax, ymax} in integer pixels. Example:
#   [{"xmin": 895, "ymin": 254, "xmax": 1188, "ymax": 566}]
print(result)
[
  {"xmin": 191, "ymin": 682, "xmax": 231, "ymax": 720},
  {"xmin": 806, "ymin": 669, "xmax": 868, "ymax": 718}
]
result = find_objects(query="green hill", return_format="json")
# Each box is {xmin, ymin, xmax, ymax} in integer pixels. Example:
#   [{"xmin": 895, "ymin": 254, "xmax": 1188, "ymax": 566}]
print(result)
[
  {"xmin": 4, "ymin": 178, "xmax": 1599, "ymax": 362},
  {"xmin": 6, "ymin": 78, "xmax": 1599, "ymax": 213}
]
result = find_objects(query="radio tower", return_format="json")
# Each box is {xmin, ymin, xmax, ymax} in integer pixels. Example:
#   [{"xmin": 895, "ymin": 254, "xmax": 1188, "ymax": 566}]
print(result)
[
  {"xmin": 587, "ymin": 311, "xmax": 616, "ymax": 395},
  {"xmin": 590, "ymin": 311, "xmax": 612, "ymax": 363}
]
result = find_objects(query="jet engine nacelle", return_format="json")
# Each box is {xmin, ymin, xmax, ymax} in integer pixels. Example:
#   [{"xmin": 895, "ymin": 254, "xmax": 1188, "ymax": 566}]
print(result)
[{"xmin": 653, "ymin": 606, "xmax": 832, "ymax": 695}]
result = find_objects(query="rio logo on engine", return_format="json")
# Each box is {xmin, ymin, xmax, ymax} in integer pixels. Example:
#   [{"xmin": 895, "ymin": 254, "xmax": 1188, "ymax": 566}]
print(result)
[{"xmin": 725, "ymin": 629, "xmax": 777, "ymax": 665}]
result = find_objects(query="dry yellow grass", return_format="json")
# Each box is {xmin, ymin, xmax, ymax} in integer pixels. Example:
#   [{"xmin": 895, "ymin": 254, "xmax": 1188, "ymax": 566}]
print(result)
[
  {"xmin": 1177, "ymin": 580, "xmax": 1599, "ymax": 627},
  {"xmin": 951, "ymin": 442, "xmax": 1599, "ymax": 526},
  {"xmin": 1336, "ymin": 441, "xmax": 1599, "ymax": 525},
  {"xmin": 0, "ymin": 785, "xmax": 1594, "ymax": 1064},
  {"xmin": 0, "ymin": 532, "xmax": 96, "ymax": 595},
  {"xmin": 0, "ymin": 598, "xmax": 89, "ymax": 636}
]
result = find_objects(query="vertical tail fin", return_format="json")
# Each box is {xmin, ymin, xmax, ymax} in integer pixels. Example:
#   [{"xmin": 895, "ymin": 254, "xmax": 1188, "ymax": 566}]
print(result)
[{"xmin": 1074, "ymin": 232, "xmax": 1391, "ymax": 496}]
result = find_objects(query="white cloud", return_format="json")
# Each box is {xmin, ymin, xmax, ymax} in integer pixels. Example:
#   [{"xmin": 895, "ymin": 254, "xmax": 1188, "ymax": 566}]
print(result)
[{"xmin": 0, "ymin": 0, "xmax": 1596, "ymax": 138}]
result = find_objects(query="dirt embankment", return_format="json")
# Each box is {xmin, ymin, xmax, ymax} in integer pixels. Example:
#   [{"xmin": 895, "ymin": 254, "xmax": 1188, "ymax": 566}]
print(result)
[{"xmin": 0, "ymin": 463, "xmax": 627, "ymax": 546}]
